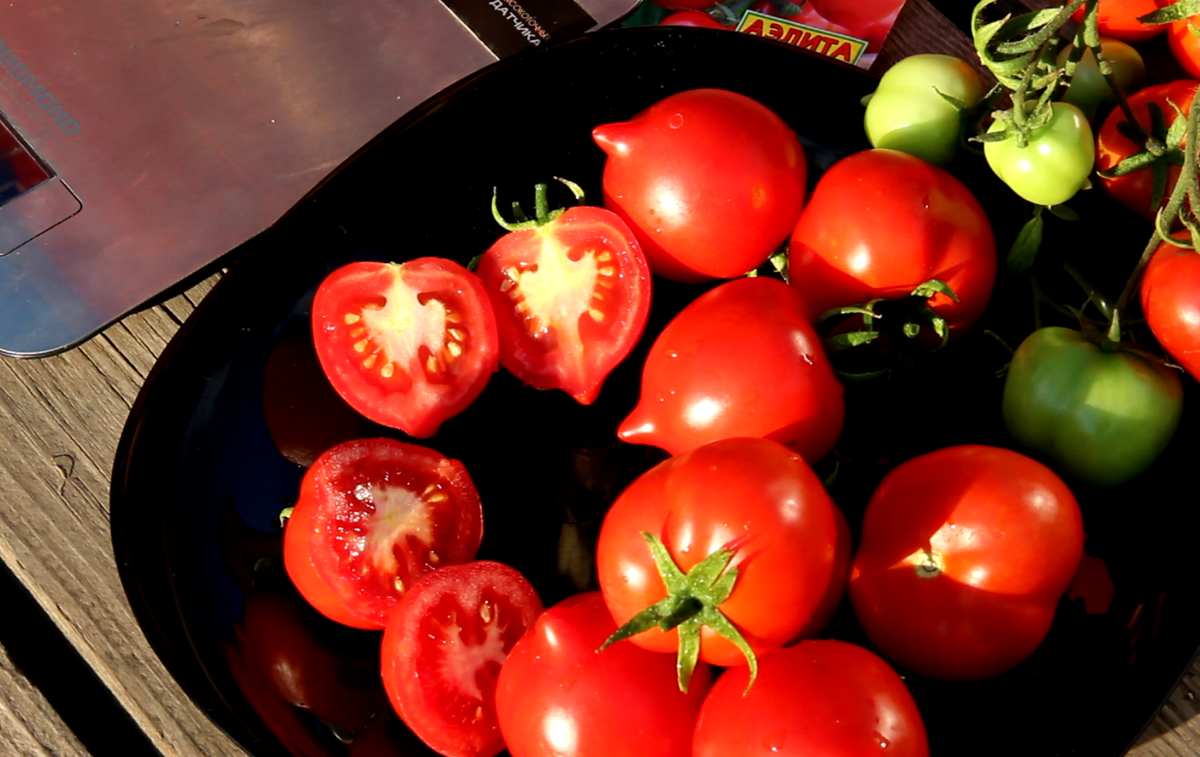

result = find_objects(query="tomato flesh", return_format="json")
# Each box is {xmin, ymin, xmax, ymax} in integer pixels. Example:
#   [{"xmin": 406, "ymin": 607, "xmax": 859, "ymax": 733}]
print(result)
[
  {"xmin": 381, "ymin": 561, "xmax": 543, "ymax": 757},
  {"xmin": 312, "ymin": 258, "xmax": 498, "ymax": 438},
  {"xmin": 283, "ymin": 438, "xmax": 483, "ymax": 630},
  {"xmin": 475, "ymin": 206, "xmax": 651, "ymax": 404}
]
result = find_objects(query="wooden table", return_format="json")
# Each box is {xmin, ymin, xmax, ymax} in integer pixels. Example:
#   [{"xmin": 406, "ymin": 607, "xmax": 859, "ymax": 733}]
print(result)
[{"xmin": 2, "ymin": 1, "xmax": 1200, "ymax": 756}]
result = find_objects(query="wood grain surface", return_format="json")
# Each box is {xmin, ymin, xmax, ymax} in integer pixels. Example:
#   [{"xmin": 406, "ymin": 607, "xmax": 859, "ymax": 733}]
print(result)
[{"xmin": 0, "ymin": 1, "xmax": 1197, "ymax": 756}]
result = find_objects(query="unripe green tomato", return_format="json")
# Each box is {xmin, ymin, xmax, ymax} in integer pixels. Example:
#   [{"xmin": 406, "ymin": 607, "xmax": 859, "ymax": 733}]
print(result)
[
  {"xmin": 1001, "ymin": 326, "xmax": 1183, "ymax": 488},
  {"xmin": 984, "ymin": 102, "xmax": 1095, "ymax": 206},
  {"xmin": 863, "ymin": 54, "xmax": 985, "ymax": 167},
  {"xmin": 1057, "ymin": 38, "xmax": 1147, "ymax": 120}
]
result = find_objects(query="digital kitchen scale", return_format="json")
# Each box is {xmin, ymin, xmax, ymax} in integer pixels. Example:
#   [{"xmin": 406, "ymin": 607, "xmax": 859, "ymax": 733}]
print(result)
[{"xmin": 0, "ymin": 0, "xmax": 638, "ymax": 358}]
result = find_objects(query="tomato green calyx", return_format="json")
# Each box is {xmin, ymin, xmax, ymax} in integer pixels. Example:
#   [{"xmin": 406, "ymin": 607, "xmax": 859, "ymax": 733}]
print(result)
[
  {"xmin": 599, "ymin": 531, "xmax": 757, "ymax": 694},
  {"xmin": 491, "ymin": 177, "xmax": 587, "ymax": 232},
  {"xmin": 817, "ymin": 278, "xmax": 961, "ymax": 356},
  {"xmin": 1139, "ymin": 0, "xmax": 1200, "ymax": 25}
]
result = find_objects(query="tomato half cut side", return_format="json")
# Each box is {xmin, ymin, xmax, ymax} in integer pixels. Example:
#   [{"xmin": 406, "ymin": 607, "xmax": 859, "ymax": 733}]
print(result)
[
  {"xmin": 475, "ymin": 206, "xmax": 652, "ymax": 404},
  {"xmin": 381, "ymin": 560, "xmax": 544, "ymax": 757},
  {"xmin": 312, "ymin": 258, "xmax": 499, "ymax": 439},
  {"xmin": 283, "ymin": 438, "xmax": 484, "ymax": 630}
]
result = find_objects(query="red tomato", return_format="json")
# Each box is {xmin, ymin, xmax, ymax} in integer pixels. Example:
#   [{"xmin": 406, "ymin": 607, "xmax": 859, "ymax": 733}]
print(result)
[
  {"xmin": 474, "ymin": 204, "xmax": 651, "ymax": 405},
  {"xmin": 312, "ymin": 258, "xmax": 498, "ymax": 438},
  {"xmin": 808, "ymin": 0, "xmax": 903, "ymax": 49},
  {"xmin": 1070, "ymin": 0, "xmax": 1170, "ymax": 41},
  {"xmin": 1141, "ymin": 235, "xmax": 1200, "ymax": 381},
  {"xmin": 788, "ymin": 149, "xmax": 997, "ymax": 342},
  {"xmin": 1169, "ymin": 17, "xmax": 1200, "ymax": 77},
  {"xmin": 381, "ymin": 561, "xmax": 543, "ymax": 757},
  {"xmin": 659, "ymin": 10, "xmax": 725, "ymax": 27},
  {"xmin": 618, "ymin": 276, "xmax": 844, "ymax": 464},
  {"xmin": 652, "ymin": 0, "xmax": 716, "ymax": 9},
  {"xmin": 693, "ymin": 640, "xmax": 929, "ymax": 757},
  {"xmin": 592, "ymin": 89, "xmax": 807, "ymax": 282},
  {"xmin": 283, "ymin": 438, "xmax": 483, "ymax": 630},
  {"xmin": 596, "ymin": 437, "xmax": 843, "ymax": 672},
  {"xmin": 238, "ymin": 584, "xmax": 385, "ymax": 734},
  {"xmin": 495, "ymin": 592, "xmax": 711, "ymax": 757},
  {"xmin": 849, "ymin": 446, "xmax": 1084, "ymax": 681},
  {"xmin": 1097, "ymin": 80, "xmax": 1198, "ymax": 222}
]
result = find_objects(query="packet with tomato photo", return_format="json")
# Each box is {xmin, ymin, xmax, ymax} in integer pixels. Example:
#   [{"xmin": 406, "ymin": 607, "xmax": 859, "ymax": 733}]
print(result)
[{"xmin": 622, "ymin": 0, "xmax": 909, "ymax": 70}]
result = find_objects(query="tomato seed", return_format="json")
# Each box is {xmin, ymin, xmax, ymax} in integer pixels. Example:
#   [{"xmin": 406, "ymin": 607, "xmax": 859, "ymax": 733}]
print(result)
[
  {"xmin": 598, "ymin": 266, "xmax": 615, "ymax": 276},
  {"xmin": 353, "ymin": 339, "xmax": 369, "ymax": 353},
  {"xmin": 446, "ymin": 342, "xmax": 463, "ymax": 358},
  {"xmin": 344, "ymin": 313, "xmax": 360, "ymax": 324},
  {"xmin": 480, "ymin": 601, "xmax": 493, "ymax": 623},
  {"xmin": 448, "ymin": 328, "xmax": 466, "ymax": 341},
  {"xmin": 381, "ymin": 363, "xmax": 395, "ymax": 378},
  {"xmin": 429, "ymin": 550, "xmax": 440, "ymax": 565},
  {"xmin": 362, "ymin": 355, "xmax": 377, "ymax": 369},
  {"xmin": 588, "ymin": 308, "xmax": 605, "ymax": 322}
]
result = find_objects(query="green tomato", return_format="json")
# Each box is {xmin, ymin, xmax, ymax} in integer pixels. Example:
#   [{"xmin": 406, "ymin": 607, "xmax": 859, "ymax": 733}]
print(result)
[
  {"xmin": 1057, "ymin": 38, "xmax": 1146, "ymax": 120},
  {"xmin": 984, "ymin": 102, "xmax": 1095, "ymax": 206},
  {"xmin": 1002, "ymin": 326, "xmax": 1183, "ymax": 488},
  {"xmin": 863, "ymin": 54, "xmax": 985, "ymax": 167}
]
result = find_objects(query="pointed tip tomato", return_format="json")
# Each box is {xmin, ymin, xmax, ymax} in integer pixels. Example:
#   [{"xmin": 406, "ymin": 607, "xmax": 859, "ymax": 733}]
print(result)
[
  {"xmin": 617, "ymin": 276, "xmax": 844, "ymax": 464},
  {"xmin": 475, "ymin": 205, "xmax": 652, "ymax": 405},
  {"xmin": 311, "ymin": 258, "xmax": 498, "ymax": 438},
  {"xmin": 592, "ymin": 88, "xmax": 806, "ymax": 283}
]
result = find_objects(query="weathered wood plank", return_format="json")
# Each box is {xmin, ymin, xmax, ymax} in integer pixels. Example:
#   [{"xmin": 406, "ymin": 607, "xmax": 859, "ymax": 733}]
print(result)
[
  {"xmin": 0, "ymin": 275, "xmax": 247, "ymax": 757},
  {"xmin": 0, "ymin": 641, "xmax": 91, "ymax": 757}
]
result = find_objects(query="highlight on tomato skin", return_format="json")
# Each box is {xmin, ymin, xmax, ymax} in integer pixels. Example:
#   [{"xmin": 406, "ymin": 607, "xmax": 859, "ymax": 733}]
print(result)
[
  {"xmin": 311, "ymin": 257, "xmax": 499, "ymax": 439},
  {"xmin": 381, "ymin": 560, "xmax": 544, "ymax": 757},
  {"xmin": 283, "ymin": 437, "xmax": 484, "ymax": 631},
  {"xmin": 475, "ymin": 205, "xmax": 652, "ymax": 406}
]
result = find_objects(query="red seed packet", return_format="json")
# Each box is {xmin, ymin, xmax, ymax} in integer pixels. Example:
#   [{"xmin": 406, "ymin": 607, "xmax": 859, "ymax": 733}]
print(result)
[{"xmin": 621, "ymin": 0, "xmax": 910, "ymax": 70}]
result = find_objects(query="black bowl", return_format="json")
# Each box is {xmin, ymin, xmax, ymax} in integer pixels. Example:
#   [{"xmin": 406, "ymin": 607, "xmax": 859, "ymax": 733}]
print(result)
[{"xmin": 111, "ymin": 23, "xmax": 1200, "ymax": 757}]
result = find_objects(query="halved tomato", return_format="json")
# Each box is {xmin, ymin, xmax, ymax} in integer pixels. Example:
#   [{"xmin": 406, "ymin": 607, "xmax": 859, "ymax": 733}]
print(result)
[
  {"xmin": 312, "ymin": 257, "xmax": 499, "ymax": 438},
  {"xmin": 474, "ymin": 196, "xmax": 652, "ymax": 405},
  {"xmin": 283, "ymin": 438, "xmax": 484, "ymax": 630},
  {"xmin": 381, "ymin": 560, "xmax": 543, "ymax": 757}
]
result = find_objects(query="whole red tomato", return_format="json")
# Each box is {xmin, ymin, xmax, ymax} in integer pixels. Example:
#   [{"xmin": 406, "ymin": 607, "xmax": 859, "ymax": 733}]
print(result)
[
  {"xmin": 652, "ymin": 0, "xmax": 716, "ymax": 9},
  {"xmin": 1097, "ymin": 80, "xmax": 1198, "ymax": 222},
  {"xmin": 808, "ymin": 0, "xmax": 904, "ymax": 49},
  {"xmin": 312, "ymin": 257, "xmax": 498, "ymax": 438},
  {"xmin": 1070, "ymin": 0, "xmax": 1171, "ymax": 42},
  {"xmin": 789, "ymin": 149, "xmax": 997, "ymax": 342},
  {"xmin": 495, "ymin": 592, "xmax": 711, "ymax": 757},
  {"xmin": 283, "ymin": 438, "xmax": 483, "ymax": 630},
  {"xmin": 1169, "ymin": 16, "xmax": 1200, "ymax": 77},
  {"xmin": 618, "ymin": 276, "xmax": 843, "ymax": 464},
  {"xmin": 849, "ymin": 446, "xmax": 1084, "ymax": 681},
  {"xmin": 474, "ymin": 189, "xmax": 652, "ymax": 405},
  {"xmin": 693, "ymin": 640, "xmax": 929, "ymax": 757},
  {"xmin": 596, "ymin": 437, "xmax": 844, "ymax": 686},
  {"xmin": 592, "ymin": 88, "xmax": 807, "ymax": 282},
  {"xmin": 1141, "ymin": 235, "xmax": 1200, "ymax": 381},
  {"xmin": 659, "ymin": 10, "xmax": 725, "ymax": 27}
]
